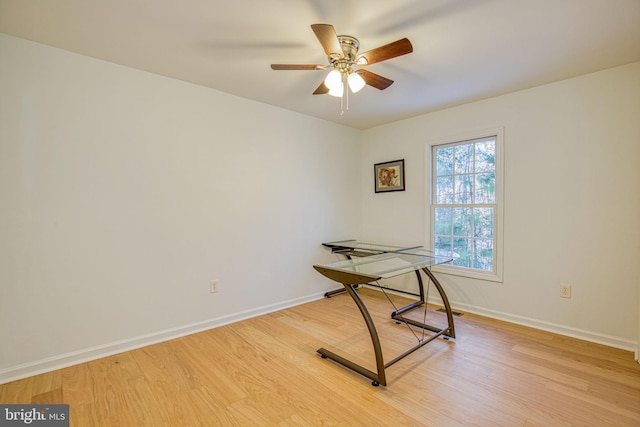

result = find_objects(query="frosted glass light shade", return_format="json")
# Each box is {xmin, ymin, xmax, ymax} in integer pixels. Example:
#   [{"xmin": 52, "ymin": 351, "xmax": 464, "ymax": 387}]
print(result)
[
  {"xmin": 325, "ymin": 70, "xmax": 344, "ymax": 97},
  {"xmin": 328, "ymin": 83, "xmax": 344, "ymax": 97},
  {"xmin": 324, "ymin": 70, "xmax": 341, "ymax": 89},
  {"xmin": 348, "ymin": 72, "xmax": 365, "ymax": 93}
]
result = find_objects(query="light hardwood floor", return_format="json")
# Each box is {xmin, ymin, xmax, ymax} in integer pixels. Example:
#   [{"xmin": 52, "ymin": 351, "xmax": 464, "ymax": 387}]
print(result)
[{"xmin": 1, "ymin": 287, "xmax": 639, "ymax": 426}]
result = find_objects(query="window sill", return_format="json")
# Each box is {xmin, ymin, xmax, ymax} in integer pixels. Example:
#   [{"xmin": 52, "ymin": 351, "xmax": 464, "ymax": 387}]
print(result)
[{"xmin": 431, "ymin": 264, "xmax": 503, "ymax": 283}]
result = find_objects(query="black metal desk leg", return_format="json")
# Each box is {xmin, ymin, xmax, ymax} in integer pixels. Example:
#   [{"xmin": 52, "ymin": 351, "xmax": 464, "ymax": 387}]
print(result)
[
  {"xmin": 317, "ymin": 284, "xmax": 387, "ymax": 386},
  {"xmin": 421, "ymin": 267, "xmax": 456, "ymax": 338},
  {"xmin": 390, "ymin": 268, "xmax": 456, "ymax": 340},
  {"xmin": 324, "ymin": 287, "xmax": 348, "ymax": 298},
  {"xmin": 391, "ymin": 270, "xmax": 426, "ymax": 318}
]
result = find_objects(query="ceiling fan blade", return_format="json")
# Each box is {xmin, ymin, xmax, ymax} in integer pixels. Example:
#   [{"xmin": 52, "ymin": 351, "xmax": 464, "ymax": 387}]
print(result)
[
  {"xmin": 313, "ymin": 82, "xmax": 329, "ymax": 95},
  {"xmin": 311, "ymin": 24, "xmax": 344, "ymax": 59},
  {"xmin": 359, "ymin": 70, "xmax": 394, "ymax": 90},
  {"xmin": 356, "ymin": 38, "xmax": 413, "ymax": 65},
  {"xmin": 271, "ymin": 64, "xmax": 324, "ymax": 70}
]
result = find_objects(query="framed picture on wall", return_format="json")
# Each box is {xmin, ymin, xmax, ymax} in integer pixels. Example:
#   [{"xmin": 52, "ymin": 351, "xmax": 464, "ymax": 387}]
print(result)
[{"xmin": 374, "ymin": 159, "xmax": 405, "ymax": 193}]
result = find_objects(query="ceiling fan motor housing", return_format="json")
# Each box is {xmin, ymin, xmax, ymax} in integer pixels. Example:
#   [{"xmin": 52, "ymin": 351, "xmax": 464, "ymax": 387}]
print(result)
[{"xmin": 332, "ymin": 35, "xmax": 360, "ymax": 71}]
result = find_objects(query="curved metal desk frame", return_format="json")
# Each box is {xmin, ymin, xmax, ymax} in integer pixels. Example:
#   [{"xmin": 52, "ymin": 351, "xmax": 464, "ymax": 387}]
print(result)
[{"xmin": 313, "ymin": 240, "xmax": 456, "ymax": 387}]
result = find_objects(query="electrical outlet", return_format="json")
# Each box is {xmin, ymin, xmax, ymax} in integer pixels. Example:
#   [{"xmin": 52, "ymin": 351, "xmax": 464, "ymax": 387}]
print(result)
[
  {"xmin": 560, "ymin": 283, "xmax": 571, "ymax": 299},
  {"xmin": 210, "ymin": 280, "xmax": 219, "ymax": 293}
]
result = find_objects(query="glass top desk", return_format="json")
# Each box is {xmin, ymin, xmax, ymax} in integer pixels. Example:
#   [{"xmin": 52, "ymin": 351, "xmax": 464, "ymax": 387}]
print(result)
[{"xmin": 313, "ymin": 240, "xmax": 456, "ymax": 387}]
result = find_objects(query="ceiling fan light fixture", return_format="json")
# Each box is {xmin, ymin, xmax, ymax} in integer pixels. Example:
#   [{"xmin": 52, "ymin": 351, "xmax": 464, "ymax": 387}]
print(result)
[
  {"xmin": 348, "ymin": 71, "xmax": 365, "ymax": 93},
  {"xmin": 324, "ymin": 69, "xmax": 342, "ymax": 89},
  {"xmin": 325, "ymin": 69, "xmax": 344, "ymax": 97},
  {"xmin": 327, "ymin": 82, "xmax": 344, "ymax": 97}
]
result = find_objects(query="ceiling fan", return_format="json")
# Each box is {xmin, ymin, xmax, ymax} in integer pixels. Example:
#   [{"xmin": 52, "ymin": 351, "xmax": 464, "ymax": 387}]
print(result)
[{"xmin": 271, "ymin": 24, "xmax": 413, "ymax": 97}]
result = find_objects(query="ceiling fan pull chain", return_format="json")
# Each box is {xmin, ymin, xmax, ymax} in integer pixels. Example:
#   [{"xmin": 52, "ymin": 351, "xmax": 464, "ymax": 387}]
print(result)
[
  {"xmin": 340, "ymin": 78, "xmax": 345, "ymax": 115},
  {"xmin": 345, "ymin": 74, "xmax": 349, "ymax": 112}
]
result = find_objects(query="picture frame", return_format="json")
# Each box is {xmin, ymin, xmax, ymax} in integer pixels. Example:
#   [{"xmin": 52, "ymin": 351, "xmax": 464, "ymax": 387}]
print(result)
[{"xmin": 374, "ymin": 159, "xmax": 405, "ymax": 193}]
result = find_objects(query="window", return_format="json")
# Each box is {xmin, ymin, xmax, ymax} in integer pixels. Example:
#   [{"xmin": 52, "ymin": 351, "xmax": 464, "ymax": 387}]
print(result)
[{"xmin": 429, "ymin": 129, "xmax": 503, "ymax": 281}]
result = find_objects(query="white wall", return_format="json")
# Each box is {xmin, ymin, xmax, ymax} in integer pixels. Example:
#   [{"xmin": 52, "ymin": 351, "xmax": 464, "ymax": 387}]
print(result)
[
  {"xmin": 361, "ymin": 62, "xmax": 640, "ymax": 350},
  {"xmin": 2, "ymin": 33, "xmax": 638, "ymax": 383},
  {"xmin": 0, "ymin": 34, "xmax": 362, "ymax": 382}
]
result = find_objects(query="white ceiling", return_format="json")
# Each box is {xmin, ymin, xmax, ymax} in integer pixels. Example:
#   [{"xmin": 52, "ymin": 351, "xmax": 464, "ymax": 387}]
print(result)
[{"xmin": 1, "ymin": 0, "xmax": 640, "ymax": 129}]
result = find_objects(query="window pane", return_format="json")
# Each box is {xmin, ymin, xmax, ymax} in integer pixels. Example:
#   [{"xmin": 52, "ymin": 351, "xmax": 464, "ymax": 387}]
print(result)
[
  {"xmin": 474, "ymin": 173, "xmax": 495, "ymax": 204},
  {"xmin": 454, "ymin": 174, "xmax": 473, "ymax": 204},
  {"xmin": 436, "ymin": 146, "xmax": 454, "ymax": 176},
  {"xmin": 474, "ymin": 140, "xmax": 496, "ymax": 173},
  {"xmin": 454, "ymin": 144, "xmax": 473, "ymax": 174},
  {"xmin": 473, "ymin": 207, "xmax": 494, "ymax": 238},
  {"xmin": 434, "ymin": 207, "xmax": 452, "ymax": 235},
  {"xmin": 434, "ymin": 236, "xmax": 452, "ymax": 256},
  {"xmin": 452, "ymin": 238, "xmax": 471, "ymax": 268},
  {"xmin": 436, "ymin": 176, "xmax": 454, "ymax": 204},
  {"xmin": 472, "ymin": 239, "xmax": 493, "ymax": 271},
  {"xmin": 452, "ymin": 208, "xmax": 473, "ymax": 237}
]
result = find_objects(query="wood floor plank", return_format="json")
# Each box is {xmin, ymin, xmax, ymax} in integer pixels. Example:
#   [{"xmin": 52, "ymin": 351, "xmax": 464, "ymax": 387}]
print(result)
[{"xmin": 1, "ymin": 287, "xmax": 639, "ymax": 426}]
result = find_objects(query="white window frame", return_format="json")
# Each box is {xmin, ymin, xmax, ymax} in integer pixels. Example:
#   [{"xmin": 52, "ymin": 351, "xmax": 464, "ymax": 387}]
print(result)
[{"xmin": 426, "ymin": 127, "xmax": 504, "ymax": 282}]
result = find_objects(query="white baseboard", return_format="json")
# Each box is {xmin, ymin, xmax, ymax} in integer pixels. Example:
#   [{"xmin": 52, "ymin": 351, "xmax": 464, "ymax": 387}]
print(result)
[
  {"xmin": 0, "ymin": 291, "xmax": 327, "ymax": 385},
  {"xmin": 426, "ymin": 296, "xmax": 637, "ymax": 353}
]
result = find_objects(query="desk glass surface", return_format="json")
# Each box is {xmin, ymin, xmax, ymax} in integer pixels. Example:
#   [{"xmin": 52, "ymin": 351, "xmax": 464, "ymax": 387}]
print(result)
[
  {"xmin": 322, "ymin": 240, "xmax": 420, "ymax": 254},
  {"xmin": 320, "ymin": 242, "xmax": 454, "ymax": 280}
]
